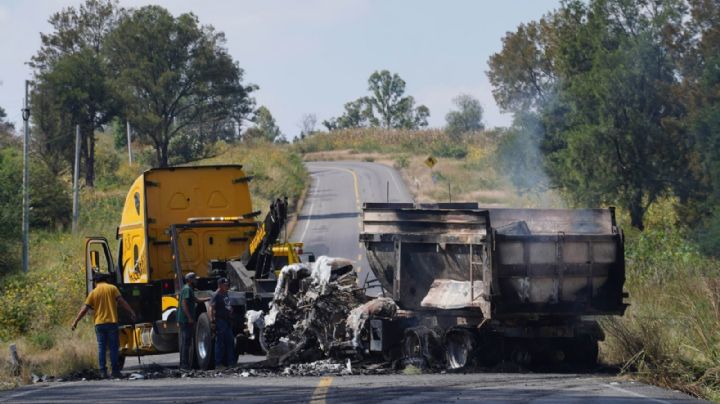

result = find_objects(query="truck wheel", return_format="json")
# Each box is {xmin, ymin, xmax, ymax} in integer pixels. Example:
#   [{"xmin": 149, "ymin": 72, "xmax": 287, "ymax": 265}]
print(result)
[
  {"xmin": 402, "ymin": 327, "xmax": 443, "ymax": 368},
  {"xmin": 476, "ymin": 333, "xmax": 503, "ymax": 367},
  {"xmin": 566, "ymin": 335, "xmax": 598, "ymax": 366},
  {"xmin": 194, "ymin": 313, "xmax": 215, "ymax": 370},
  {"xmin": 444, "ymin": 328, "xmax": 476, "ymax": 370}
]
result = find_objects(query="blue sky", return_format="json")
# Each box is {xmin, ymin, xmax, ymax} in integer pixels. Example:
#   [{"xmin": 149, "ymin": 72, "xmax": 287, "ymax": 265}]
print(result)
[{"xmin": 0, "ymin": 0, "xmax": 560, "ymax": 137}]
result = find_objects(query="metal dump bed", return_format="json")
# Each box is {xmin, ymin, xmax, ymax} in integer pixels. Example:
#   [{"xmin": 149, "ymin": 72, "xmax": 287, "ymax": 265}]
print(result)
[{"xmin": 360, "ymin": 203, "xmax": 627, "ymax": 320}]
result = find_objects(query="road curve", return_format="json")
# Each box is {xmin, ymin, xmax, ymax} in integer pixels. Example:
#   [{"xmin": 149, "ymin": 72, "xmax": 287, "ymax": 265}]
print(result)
[{"xmin": 291, "ymin": 161, "xmax": 413, "ymax": 290}]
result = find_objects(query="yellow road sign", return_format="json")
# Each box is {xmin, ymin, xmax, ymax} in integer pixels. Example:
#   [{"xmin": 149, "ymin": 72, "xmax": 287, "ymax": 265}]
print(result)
[{"xmin": 424, "ymin": 156, "xmax": 437, "ymax": 168}]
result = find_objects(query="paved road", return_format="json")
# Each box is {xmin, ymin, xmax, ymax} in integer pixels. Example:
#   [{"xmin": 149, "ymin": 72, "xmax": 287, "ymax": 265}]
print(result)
[
  {"xmin": 0, "ymin": 372, "xmax": 701, "ymax": 403},
  {"xmin": 0, "ymin": 161, "xmax": 702, "ymax": 403},
  {"xmin": 291, "ymin": 161, "xmax": 412, "ymax": 292}
]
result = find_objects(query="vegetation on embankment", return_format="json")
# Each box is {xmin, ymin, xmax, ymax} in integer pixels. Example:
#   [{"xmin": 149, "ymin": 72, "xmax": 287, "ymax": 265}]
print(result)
[
  {"xmin": 0, "ymin": 135, "xmax": 307, "ymax": 390},
  {"xmin": 295, "ymin": 128, "xmax": 720, "ymax": 400}
]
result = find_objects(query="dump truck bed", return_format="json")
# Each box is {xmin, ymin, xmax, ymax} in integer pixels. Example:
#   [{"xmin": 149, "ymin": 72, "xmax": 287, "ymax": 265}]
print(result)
[{"xmin": 360, "ymin": 203, "xmax": 627, "ymax": 320}]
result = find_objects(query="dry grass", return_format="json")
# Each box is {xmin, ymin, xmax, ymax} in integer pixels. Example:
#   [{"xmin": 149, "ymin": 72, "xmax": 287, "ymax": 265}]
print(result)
[
  {"xmin": 598, "ymin": 202, "xmax": 720, "ymax": 400},
  {"xmin": 0, "ymin": 328, "xmax": 96, "ymax": 390},
  {"xmin": 600, "ymin": 276, "xmax": 720, "ymax": 400},
  {"xmin": 298, "ymin": 129, "xmax": 561, "ymax": 207}
]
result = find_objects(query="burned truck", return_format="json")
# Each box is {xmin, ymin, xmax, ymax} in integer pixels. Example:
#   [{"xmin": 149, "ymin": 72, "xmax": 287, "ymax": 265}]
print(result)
[{"xmin": 358, "ymin": 203, "xmax": 627, "ymax": 368}]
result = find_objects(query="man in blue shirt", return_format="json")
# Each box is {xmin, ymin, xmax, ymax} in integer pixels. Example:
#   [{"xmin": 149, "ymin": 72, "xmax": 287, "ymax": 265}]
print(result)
[{"xmin": 209, "ymin": 277, "xmax": 235, "ymax": 369}]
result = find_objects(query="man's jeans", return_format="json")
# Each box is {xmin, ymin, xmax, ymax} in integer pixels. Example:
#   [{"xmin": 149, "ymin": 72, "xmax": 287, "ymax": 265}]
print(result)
[
  {"xmin": 179, "ymin": 322, "xmax": 194, "ymax": 369},
  {"xmin": 95, "ymin": 323, "xmax": 120, "ymax": 374},
  {"xmin": 214, "ymin": 319, "xmax": 235, "ymax": 367}
]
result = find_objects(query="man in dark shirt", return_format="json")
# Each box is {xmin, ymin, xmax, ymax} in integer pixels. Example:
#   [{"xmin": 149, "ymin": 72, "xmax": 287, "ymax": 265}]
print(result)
[
  {"xmin": 209, "ymin": 277, "xmax": 234, "ymax": 369},
  {"xmin": 177, "ymin": 272, "xmax": 199, "ymax": 370}
]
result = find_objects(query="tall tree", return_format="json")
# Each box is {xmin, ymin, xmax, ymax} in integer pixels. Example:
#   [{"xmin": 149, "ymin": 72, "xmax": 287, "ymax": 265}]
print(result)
[
  {"xmin": 675, "ymin": 0, "xmax": 720, "ymax": 252},
  {"xmin": 30, "ymin": 0, "xmax": 121, "ymax": 186},
  {"xmin": 445, "ymin": 94, "xmax": 485, "ymax": 139},
  {"xmin": 105, "ymin": 6, "xmax": 256, "ymax": 167},
  {"xmin": 0, "ymin": 107, "xmax": 17, "ymax": 149},
  {"xmin": 366, "ymin": 70, "xmax": 429, "ymax": 129},
  {"xmin": 244, "ymin": 106, "xmax": 282, "ymax": 143},
  {"xmin": 298, "ymin": 113, "xmax": 317, "ymax": 138},
  {"xmin": 322, "ymin": 98, "xmax": 374, "ymax": 130},
  {"xmin": 324, "ymin": 70, "xmax": 429, "ymax": 130},
  {"xmin": 30, "ymin": 80, "xmax": 75, "ymax": 176},
  {"xmin": 487, "ymin": 0, "xmax": 687, "ymax": 230}
]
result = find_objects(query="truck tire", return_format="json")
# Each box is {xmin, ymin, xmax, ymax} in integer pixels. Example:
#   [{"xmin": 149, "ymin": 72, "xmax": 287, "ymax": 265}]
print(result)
[
  {"xmin": 444, "ymin": 328, "xmax": 476, "ymax": 370},
  {"xmin": 566, "ymin": 334, "xmax": 598, "ymax": 366},
  {"xmin": 194, "ymin": 313, "xmax": 215, "ymax": 370},
  {"xmin": 402, "ymin": 327, "xmax": 443, "ymax": 368}
]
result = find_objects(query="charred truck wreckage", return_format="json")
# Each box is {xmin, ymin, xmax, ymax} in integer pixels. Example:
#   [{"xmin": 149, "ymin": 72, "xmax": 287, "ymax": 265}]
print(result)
[
  {"xmin": 85, "ymin": 166, "xmax": 625, "ymax": 372},
  {"xmin": 247, "ymin": 202, "xmax": 628, "ymax": 370}
]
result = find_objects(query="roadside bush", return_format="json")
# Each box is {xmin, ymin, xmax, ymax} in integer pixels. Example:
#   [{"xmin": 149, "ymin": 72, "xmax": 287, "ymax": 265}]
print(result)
[
  {"xmin": 696, "ymin": 208, "xmax": 720, "ymax": 259},
  {"xmin": 0, "ymin": 148, "xmax": 22, "ymax": 276},
  {"xmin": 601, "ymin": 201, "xmax": 720, "ymax": 400},
  {"xmin": 394, "ymin": 155, "xmax": 410, "ymax": 169},
  {"xmin": 431, "ymin": 142, "xmax": 467, "ymax": 158},
  {"xmin": 29, "ymin": 161, "xmax": 71, "ymax": 230}
]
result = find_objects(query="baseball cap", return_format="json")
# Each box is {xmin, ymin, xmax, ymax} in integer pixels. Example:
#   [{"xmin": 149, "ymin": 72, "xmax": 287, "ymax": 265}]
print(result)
[
  {"xmin": 185, "ymin": 272, "xmax": 197, "ymax": 281},
  {"xmin": 218, "ymin": 277, "xmax": 229, "ymax": 285}
]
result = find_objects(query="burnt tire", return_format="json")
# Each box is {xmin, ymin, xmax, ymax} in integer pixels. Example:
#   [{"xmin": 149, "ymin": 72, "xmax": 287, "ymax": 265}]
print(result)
[
  {"xmin": 402, "ymin": 327, "xmax": 443, "ymax": 368},
  {"xmin": 194, "ymin": 313, "xmax": 215, "ymax": 370},
  {"xmin": 444, "ymin": 328, "xmax": 476, "ymax": 370}
]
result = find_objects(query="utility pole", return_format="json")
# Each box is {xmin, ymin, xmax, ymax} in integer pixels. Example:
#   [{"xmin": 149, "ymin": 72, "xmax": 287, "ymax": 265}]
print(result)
[
  {"xmin": 72, "ymin": 125, "xmax": 80, "ymax": 232},
  {"xmin": 126, "ymin": 121, "xmax": 132, "ymax": 164},
  {"xmin": 21, "ymin": 80, "xmax": 30, "ymax": 273}
]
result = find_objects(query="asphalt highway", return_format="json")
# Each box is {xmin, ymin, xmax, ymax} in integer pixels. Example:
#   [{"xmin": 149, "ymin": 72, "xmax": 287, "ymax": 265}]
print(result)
[{"xmin": 291, "ymin": 161, "xmax": 413, "ymax": 293}]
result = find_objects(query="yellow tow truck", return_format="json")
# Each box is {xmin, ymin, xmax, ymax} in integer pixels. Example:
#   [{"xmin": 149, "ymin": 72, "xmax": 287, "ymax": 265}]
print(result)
[{"xmin": 84, "ymin": 165, "xmax": 309, "ymax": 369}]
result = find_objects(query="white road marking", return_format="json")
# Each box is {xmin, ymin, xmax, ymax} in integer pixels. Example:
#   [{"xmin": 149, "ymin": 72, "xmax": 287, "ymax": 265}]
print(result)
[
  {"xmin": 0, "ymin": 381, "xmax": 82, "ymax": 402},
  {"xmin": 604, "ymin": 383, "xmax": 673, "ymax": 404},
  {"xmin": 385, "ymin": 165, "xmax": 406, "ymax": 201},
  {"xmin": 299, "ymin": 175, "xmax": 322, "ymax": 243}
]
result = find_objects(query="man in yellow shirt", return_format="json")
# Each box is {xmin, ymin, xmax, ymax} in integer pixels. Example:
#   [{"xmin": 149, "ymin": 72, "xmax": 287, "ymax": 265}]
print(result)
[{"xmin": 71, "ymin": 274, "xmax": 136, "ymax": 379}]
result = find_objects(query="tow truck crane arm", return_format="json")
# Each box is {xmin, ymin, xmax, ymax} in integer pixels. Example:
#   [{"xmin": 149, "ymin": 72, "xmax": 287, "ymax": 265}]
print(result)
[{"xmin": 242, "ymin": 197, "xmax": 288, "ymax": 279}]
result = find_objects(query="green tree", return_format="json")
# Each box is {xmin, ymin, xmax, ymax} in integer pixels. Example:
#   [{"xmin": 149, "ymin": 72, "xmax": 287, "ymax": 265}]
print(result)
[
  {"xmin": 0, "ymin": 149, "xmax": 22, "ymax": 275},
  {"xmin": 247, "ymin": 106, "xmax": 282, "ymax": 143},
  {"xmin": 487, "ymin": 0, "xmax": 687, "ymax": 230},
  {"xmin": 445, "ymin": 94, "xmax": 484, "ymax": 139},
  {"xmin": 676, "ymin": 0, "xmax": 720, "ymax": 253},
  {"xmin": 324, "ymin": 70, "xmax": 429, "ymax": 130},
  {"xmin": 0, "ymin": 107, "xmax": 17, "ymax": 149},
  {"xmin": 322, "ymin": 98, "xmax": 374, "ymax": 130},
  {"xmin": 30, "ymin": 80, "xmax": 75, "ymax": 176},
  {"xmin": 30, "ymin": 0, "xmax": 121, "ymax": 186},
  {"xmin": 366, "ymin": 70, "xmax": 429, "ymax": 129},
  {"xmin": 105, "ymin": 6, "xmax": 256, "ymax": 167}
]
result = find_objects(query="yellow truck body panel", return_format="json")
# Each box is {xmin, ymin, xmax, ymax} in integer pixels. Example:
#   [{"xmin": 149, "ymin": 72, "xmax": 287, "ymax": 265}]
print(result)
[{"xmin": 118, "ymin": 165, "xmax": 255, "ymax": 284}]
